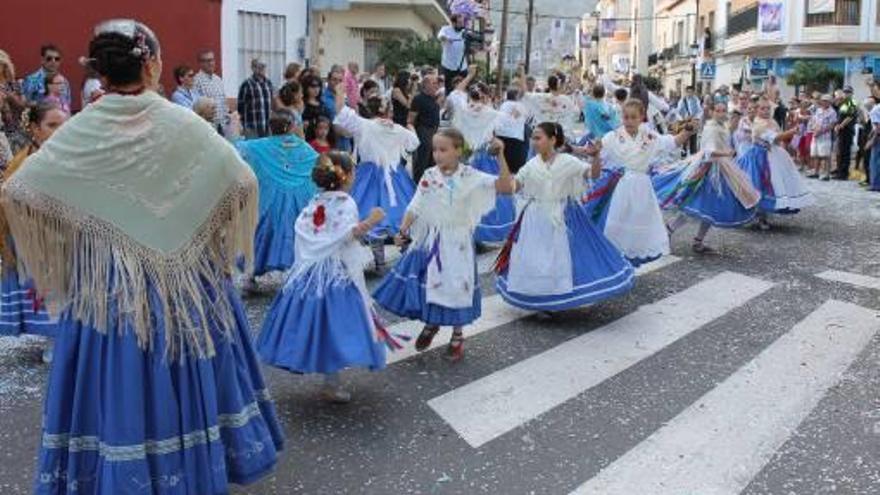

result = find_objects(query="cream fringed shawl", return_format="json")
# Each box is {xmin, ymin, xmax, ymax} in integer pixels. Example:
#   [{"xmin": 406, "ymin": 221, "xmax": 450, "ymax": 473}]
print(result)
[{"xmin": 0, "ymin": 92, "xmax": 258, "ymax": 359}]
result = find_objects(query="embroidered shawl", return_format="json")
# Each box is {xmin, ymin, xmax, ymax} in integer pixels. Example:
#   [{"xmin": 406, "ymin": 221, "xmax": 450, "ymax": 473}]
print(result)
[{"xmin": 0, "ymin": 92, "xmax": 258, "ymax": 359}]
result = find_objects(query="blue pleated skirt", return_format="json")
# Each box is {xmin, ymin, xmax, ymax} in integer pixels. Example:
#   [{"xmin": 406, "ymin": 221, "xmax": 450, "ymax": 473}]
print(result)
[
  {"xmin": 350, "ymin": 161, "xmax": 415, "ymax": 240},
  {"xmin": 0, "ymin": 264, "xmax": 56, "ymax": 337},
  {"xmin": 257, "ymin": 265, "xmax": 386, "ymax": 374},
  {"xmin": 737, "ymin": 145, "xmax": 811, "ymax": 214},
  {"xmin": 253, "ymin": 185, "xmax": 316, "ymax": 276},
  {"xmin": 35, "ymin": 280, "xmax": 284, "ymax": 495},
  {"xmin": 471, "ymin": 151, "xmax": 515, "ymax": 243},
  {"xmin": 373, "ymin": 247, "xmax": 482, "ymax": 327},
  {"xmin": 652, "ymin": 164, "xmax": 756, "ymax": 228},
  {"xmin": 496, "ymin": 202, "xmax": 635, "ymax": 311}
]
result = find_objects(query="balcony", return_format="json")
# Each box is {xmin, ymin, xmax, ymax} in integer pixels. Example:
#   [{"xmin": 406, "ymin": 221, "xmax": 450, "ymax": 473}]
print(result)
[
  {"xmin": 805, "ymin": 0, "xmax": 860, "ymax": 27},
  {"xmin": 727, "ymin": 5, "xmax": 758, "ymax": 37}
]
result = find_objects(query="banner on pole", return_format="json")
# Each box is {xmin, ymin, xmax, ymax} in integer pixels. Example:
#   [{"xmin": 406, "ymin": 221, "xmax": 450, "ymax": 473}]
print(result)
[
  {"xmin": 757, "ymin": 0, "xmax": 784, "ymax": 41},
  {"xmin": 807, "ymin": 0, "xmax": 835, "ymax": 14},
  {"xmin": 600, "ymin": 19, "xmax": 616, "ymax": 38},
  {"xmin": 749, "ymin": 58, "xmax": 773, "ymax": 78}
]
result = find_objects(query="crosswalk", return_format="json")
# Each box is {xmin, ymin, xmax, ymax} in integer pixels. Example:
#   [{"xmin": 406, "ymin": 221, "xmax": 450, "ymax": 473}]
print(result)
[{"xmin": 375, "ymin": 260, "xmax": 880, "ymax": 494}]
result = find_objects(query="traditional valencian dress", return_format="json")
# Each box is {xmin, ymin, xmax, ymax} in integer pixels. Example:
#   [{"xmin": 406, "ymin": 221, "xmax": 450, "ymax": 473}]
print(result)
[
  {"xmin": 450, "ymin": 99, "xmax": 515, "ymax": 243},
  {"xmin": 373, "ymin": 164, "xmax": 497, "ymax": 326},
  {"xmin": 2, "ymin": 92, "xmax": 284, "ymax": 494},
  {"xmin": 0, "ymin": 145, "xmax": 56, "ymax": 337},
  {"xmin": 257, "ymin": 191, "xmax": 387, "ymax": 373},
  {"xmin": 653, "ymin": 119, "xmax": 761, "ymax": 227},
  {"xmin": 236, "ymin": 133, "xmax": 318, "ymax": 276},
  {"xmin": 584, "ymin": 125, "xmax": 678, "ymax": 266},
  {"xmin": 496, "ymin": 153, "xmax": 634, "ymax": 311},
  {"xmin": 736, "ymin": 116, "xmax": 813, "ymax": 214},
  {"xmin": 333, "ymin": 105, "xmax": 420, "ymax": 240}
]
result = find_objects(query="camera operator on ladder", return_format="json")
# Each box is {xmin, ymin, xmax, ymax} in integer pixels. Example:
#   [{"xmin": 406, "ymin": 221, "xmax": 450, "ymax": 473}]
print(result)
[{"xmin": 438, "ymin": 14, "xmax": 469, "ymax": 96}]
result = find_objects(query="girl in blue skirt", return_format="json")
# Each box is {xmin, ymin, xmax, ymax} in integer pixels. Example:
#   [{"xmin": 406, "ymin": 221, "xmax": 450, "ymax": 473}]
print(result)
[
  {"xmin": 373, "ymin": 128, "xmax": 513, "ymax": 361},
  {"xmin": 654, "ymin": 102, "xmax": 761, "ymax": 252},
  {"xmin": 332, "ymin": 88, "xmax": 420, "ymax": 270},
  {"xmin": 449, "ymin": 83, "xmax": 516, "ymax": 243},
  {"xmin": 236, "ymin": 110, "xmax": 318, "ymax": 289},
  {"xmin": 258, "ymin": 152, "xmax": 388, "ymax": 402},
  {"xmin": 496, "ymin": 123, "xmax": 635, "ymax": 312},
  {"xmin": 0, "ymin": 102, "xmax": 67, "ymax": 362}
]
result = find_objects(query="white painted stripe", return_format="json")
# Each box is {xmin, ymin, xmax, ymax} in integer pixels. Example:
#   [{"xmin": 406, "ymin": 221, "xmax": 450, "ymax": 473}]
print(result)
[
  {"xmin": 427, "ymin": 271, "xmax": 773, "ymax": 448},
  {"xmin": 569, "ymin": 300, "xmax": 879, "ymax": 495},
  {"xmin": 815, "ymin": 270, "xmax": 880, "ymax": 291},
  {"xmin": 386, "ymin": 256, "xmax": 681, "ymax": 365}
]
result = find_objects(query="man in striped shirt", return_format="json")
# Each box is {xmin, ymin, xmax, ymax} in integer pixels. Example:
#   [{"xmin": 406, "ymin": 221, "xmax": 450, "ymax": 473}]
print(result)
[
  {"xmin": 193, "ymin": 50, "xmax": 228, "ymax": 126},
  {"xmin": 237, "ymin": 58, "xmax": 274, "ymax": 138}
]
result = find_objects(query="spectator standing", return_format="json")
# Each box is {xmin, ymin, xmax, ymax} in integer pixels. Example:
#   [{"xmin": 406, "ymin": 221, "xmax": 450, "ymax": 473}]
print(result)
[
  {"xmin": 278, "ymin": 81, "xmax": 305, "ymax": 137},
  {"xmin": 193, "ymin": 50, "xmax": 228, "ymax": 126},
  {"xmin": 867, "ymin": 96, "xmax": 880, "ymax": 191},
  {"xmin": 833, "ymin": 85, "xmax": 858, "ymax": 180},
  {"xmin": 22, "ymin": 44, "xmax": 71, "ymax": 109},
  {"xmin": 0, "ymin": 49, "xmax": 27, "ymax": 155},
  {"xmin": 809, "ymin": 94, "xmax": 837, "ymax": 180},
  {"xmin": 408, "ymin": 73, "xmax": 441, "ymax": 181},
  {"xmin": 43, "ymin": 73, "xmax": 71, "ymax": 114},
  {"xmin": 344, "ymin": 62, "xmax": 360, "ymax": 109},
  {"xmin": 371, "ymin": 62, "xmax": 388, "ymax": 95},
  {"xmin": 237, "ymin": 58, "xmax": 274, "ymax": 138},
  {"xmin": 80, "ymin": 62, "xmax": 104, "ymax": 108},
  {"xmin": 391, "ymin": 71, "xmax": 414, "ymax": 127},
  {"xmin": 855, "ymin": 97, "xmax": 875, "ymax": 186},
  {"xmin": 171, "ymin": 65, "xmax": 199, "ymax": 109},
  {"xmin": 301, "ymin": 74, "xmax": 330, "ymax": 141},
  {"xmin": 438, "ymin": 15, "xmax": 468, "ymax": 96},
  {"xmin": 283, "ymin": 62, "xmax": 302, "ymax": 85},
  {"xmin": 677, "ymin": 85, "xmax": 703, "ymax": 153},
  {"xmin": 322, "ymin": 66, "xmax": 351, "ymax": 151}
]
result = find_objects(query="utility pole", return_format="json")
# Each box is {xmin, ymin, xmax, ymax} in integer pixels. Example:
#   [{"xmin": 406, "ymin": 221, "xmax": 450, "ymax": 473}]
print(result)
[
  {"xmin": 496, "ymin": 0, "xmax": 510, "ymax": 99},
  {"xmin": 524, "ymin": 0, "xmax": 534, "ymax": 74}
]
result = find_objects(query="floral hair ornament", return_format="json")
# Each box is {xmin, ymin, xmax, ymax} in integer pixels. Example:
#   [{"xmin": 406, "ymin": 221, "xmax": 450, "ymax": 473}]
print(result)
[{"xmin": 93, "ymin": 19, "xmax": 160, "ymax": 61}]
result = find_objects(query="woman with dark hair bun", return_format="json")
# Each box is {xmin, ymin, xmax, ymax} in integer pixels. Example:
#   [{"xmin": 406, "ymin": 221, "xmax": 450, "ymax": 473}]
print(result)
[
  {"xmin": 0, "ymin": 101, "xmax": 67, "ymax": 360},
  {"xmin": 3, "ymin": 19, "xmax": 283, "ymax": 493},
  {"xmin": 257, "ymin": 152, "xmax": 387, "ymax": 403},
  {"xmin": 495, "ymin": 121, "xmax": 636, "ymax": 312},
  {"xmin": 235, "ymin": 109, "xmax": 318, "ymax": 290}
]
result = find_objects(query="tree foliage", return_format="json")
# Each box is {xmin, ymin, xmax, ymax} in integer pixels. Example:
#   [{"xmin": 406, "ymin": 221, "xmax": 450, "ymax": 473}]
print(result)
[
  {"xmin": 786, "ymin": 61, "xmax": 844, "ymax": 94},
  {"xmin": 378, "ymin": 36, "xmax": 442, "ymax": 75}
]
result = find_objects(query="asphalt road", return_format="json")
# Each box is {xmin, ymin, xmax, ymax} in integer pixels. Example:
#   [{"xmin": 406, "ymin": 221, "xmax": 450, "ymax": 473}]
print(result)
[{"xmin": 1, "ymin": 178, "xmax": 879, "ymax": 495}]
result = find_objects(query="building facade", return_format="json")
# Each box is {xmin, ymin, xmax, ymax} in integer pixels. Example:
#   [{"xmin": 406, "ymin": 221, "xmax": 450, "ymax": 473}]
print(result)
[
  {"xmin": 629, "ymin": 0, "xmax": 655, "ymax": 74},
  {"xmin": 688, "ymin": 0, "xmax": 880, "ymax": 101},
  {"xmin": 649, "ymin": 0, "xmax": 699, "ymax": 98},
  {"xmin": 596, "ymin": 0, "xmax": 635, "ymax": 76},
  {"xmin": 312, "ymin": 0, "xmax": 448, "ymax": 72}
]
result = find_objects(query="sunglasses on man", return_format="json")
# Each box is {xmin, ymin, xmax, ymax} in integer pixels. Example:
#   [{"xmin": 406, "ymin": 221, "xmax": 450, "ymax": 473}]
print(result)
[{"xmin": 45, "ymin": 56, "xmax": 61, "ymax": 62}]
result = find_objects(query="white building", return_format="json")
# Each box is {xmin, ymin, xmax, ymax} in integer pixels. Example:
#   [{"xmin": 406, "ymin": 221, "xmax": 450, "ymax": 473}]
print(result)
[
  {"xmin": 666, "ymin": 0, "xmax": 880, "ymax": 101},
  {"xmin": 649, "ymin": 0, "xmax": 699, "ymax": 98},
  {"xmin": 629, "ymin": 0, "xmax": 654, "ymax": 74},
  {"xmin": 221, "ymin": 0, "xmax": 310, "ymax": 96},
  {"xmin": 312, "ymin": 0, "xmax": 448, "ymax": 72}
]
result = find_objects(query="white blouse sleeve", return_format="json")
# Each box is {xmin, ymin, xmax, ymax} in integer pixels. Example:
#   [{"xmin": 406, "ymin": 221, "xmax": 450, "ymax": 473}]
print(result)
[
  {"xmin": 398, "ymin": 125, "xmax": 421, "ymax": 152},
  {"xmin": 333, "ymin": 105, "xmax": 364, "ymax": 138}
]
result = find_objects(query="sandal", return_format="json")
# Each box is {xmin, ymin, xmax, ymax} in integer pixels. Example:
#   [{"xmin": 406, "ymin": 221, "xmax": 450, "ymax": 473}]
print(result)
[
  {"xmin": 446, "ymin": 333, "xmax": 464, "ymax": 362},
  {"xmin": 691, "ymin": 238, "xmax": 714, "ymax": 254},
  {"xmin": 415, "ymin": 325, "xmax": 440, "ymax": 352}
]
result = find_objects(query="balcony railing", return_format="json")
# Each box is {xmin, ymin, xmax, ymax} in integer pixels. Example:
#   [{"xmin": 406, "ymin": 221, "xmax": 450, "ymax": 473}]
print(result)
[
  {"xmin": 805, "ymin": 0, "xmax": 860, "ymax": 27},
  {"xmin": 727, "ymin": 5, "xmax": 758, "ymax": 37}
]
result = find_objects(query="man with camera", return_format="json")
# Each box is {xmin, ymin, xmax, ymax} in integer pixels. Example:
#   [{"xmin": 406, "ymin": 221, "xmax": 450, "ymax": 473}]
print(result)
[{"xmin": 438, "ymin": 15, "xmax": 469, "ymax": 96}]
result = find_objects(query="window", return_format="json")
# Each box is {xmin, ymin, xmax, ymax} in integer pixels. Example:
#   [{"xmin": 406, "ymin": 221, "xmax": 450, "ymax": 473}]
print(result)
[
  {"xmin": 364, "ymin": 40, "xmax": 382, "ymax": 75},
  {"xmin": 238, "ymin": 11, "xmax": 287, "ymax": 84},
  {"xmin": 805, "ymin": 0, "xmax": 860, "ymax": 27}
]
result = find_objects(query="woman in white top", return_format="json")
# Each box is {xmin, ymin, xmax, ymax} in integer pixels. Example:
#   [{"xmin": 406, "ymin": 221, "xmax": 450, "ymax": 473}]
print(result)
[
  {"xmin": 654, "ymin": 102, "xmax": 761, "ymax": 252},
  {"xmin": 448, "ymin": 83, "xmax": 516, "ymax": 243},
  {"xmin": 496, "ymin": 87, "xmax": 530, "ymax": 173},
  {"xmin": 584, "ymin": 99, "xmax": 693, "ymax": 266},
  {"xmin": 333, "ymin": 88, "xmax": 420, "ymax": 268},
  {"xmin": 495, "ymin": 122, "xmax": 635, "ymax": 312},
  {"xmin": 373, "ymin": 128, "xmax": 513, "ymax": 361}
]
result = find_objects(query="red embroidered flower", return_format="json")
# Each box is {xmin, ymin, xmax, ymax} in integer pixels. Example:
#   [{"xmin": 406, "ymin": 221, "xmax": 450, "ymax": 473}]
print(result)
[
  {"xmin": 420, "ymin": 180, "xmax": 429, "ymax": 188},
  {"xmin": 313, "ymin": 205, "xmax": 326, "ymax": 227}
]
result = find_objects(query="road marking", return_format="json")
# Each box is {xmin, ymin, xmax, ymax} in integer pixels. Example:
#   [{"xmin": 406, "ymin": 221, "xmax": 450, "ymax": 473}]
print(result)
[
  {"xmin": 815, "ymin": 270, "xmax": 880, "ymax": 291},
  {"xmin": 427, "ymin": 271, "xmax": 773, "ymax": 447},
  {"xmin": 386, "ymin": 256, "xmax": 681, "ymax": 365},
  {"xmin": 569, "ymin": 300, "xmax": 879, "ymax": 495}
]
